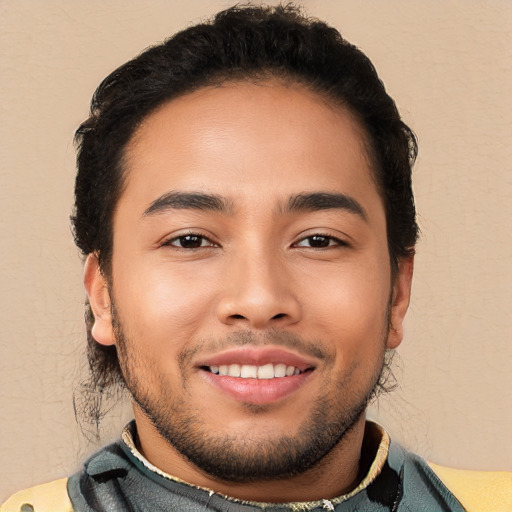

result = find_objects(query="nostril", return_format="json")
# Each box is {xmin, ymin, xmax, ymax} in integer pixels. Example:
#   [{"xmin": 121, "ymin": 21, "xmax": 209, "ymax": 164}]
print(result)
[
  {"xmin": 272, "ymin": 313, "xmax": 287, "ymax": 320},
  {"xmin": 231, "ymin": 314, "xmax": 246, "ymax": 320}
]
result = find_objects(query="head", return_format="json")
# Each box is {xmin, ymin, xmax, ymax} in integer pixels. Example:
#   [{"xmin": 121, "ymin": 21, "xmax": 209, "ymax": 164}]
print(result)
[{"xmin": 72, "ymin": 3, "xmax": 417, "ymax": 485}]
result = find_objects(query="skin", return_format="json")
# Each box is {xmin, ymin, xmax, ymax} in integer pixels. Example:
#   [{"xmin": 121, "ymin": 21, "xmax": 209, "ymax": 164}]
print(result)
[{"xmin": 85, "ymin": 81, "xmax": 413, "ymax": 502}]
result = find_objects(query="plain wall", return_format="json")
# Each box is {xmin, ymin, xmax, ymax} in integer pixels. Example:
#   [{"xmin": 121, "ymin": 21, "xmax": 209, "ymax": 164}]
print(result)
[{"xmin": 1, "ymin": 0, "xmax": 511, "ymax": 501}]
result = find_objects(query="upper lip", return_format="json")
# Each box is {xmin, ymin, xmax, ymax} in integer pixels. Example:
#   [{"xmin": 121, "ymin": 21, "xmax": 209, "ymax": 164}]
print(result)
[{"xmin": 196, "ymin": 346, "xmax": 318, "ymax": 372}]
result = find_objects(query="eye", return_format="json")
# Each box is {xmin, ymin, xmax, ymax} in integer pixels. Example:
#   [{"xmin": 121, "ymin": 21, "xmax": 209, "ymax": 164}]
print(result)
[
  {"xmin": 294, "ymin": 234, "xmax": 346, "ymax": 249},
  {"xmin": 164, "ymin": 234, "xmax": 216, "ymax": 249}
]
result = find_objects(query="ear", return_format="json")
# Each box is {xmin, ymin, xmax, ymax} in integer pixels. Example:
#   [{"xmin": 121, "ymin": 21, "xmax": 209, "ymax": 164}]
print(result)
[
  {"xmin": 386, "ymin": 256, "xmax": 414, "ymax": 349},
  {"xmin": 84, "ymin": 253, "xmax": 115, "ymax": 346}
]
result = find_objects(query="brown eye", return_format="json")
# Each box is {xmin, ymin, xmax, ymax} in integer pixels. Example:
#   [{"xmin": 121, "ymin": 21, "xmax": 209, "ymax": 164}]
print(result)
[
  {"xmin": 167, "ymin": 234, "xmax": 212, "ymax": 249},
  {"xmin": 295, "ymin": 234, "xmax": 346, "ymax": 249},
  {"xmin": 306, "ymin": 235, "xmax": 331, "ymax": 248}
]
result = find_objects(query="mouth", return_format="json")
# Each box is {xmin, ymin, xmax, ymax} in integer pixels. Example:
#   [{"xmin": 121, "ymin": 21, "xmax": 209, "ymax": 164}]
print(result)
[
  {"xmin": 197, "ymin": 347, "xmax": 317, "ymax": 404},
  {"xmin": 203, "ymin": 363, "xmax": 310, "ymax": 379}
]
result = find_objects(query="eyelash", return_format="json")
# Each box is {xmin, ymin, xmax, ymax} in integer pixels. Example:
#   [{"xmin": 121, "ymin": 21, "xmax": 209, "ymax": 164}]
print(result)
[
  {"xmin": 161, "ymin": 232, "xmax": 348, "ymax": 250},
  {"xmin": 293, "ymin": 233, "xmax": 348, "ymax": 249},
  {"xmin": 161, "ymin": 232, "xmax": 217, "ymax": 250}
]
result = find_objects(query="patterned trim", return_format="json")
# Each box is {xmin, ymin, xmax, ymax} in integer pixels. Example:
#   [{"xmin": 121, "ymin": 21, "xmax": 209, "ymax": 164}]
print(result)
[{"xmin": 121, "ymin": 420, "xmax": 390, "ymax": 509}]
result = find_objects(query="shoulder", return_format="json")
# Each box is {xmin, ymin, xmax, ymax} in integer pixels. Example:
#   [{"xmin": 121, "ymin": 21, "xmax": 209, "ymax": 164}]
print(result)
[
  {"xmin": 429, "ymin": 462, "xmax": 512, "ymax": 512},
  {"xmin": 385, "ymin": 439, "xmax": 512, "ymax": 511},
  {"xmin": 0, "ymin": 440, "xmax": 130, "ymax": 512},
  {"xmin": 0, "ymin": 478, "xmax": 73, "ymax": 512}
]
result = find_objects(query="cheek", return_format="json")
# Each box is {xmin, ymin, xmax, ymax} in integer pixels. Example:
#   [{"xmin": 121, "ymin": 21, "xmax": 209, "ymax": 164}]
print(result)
[
  {"xmin": 303, "ymin": 261, "xmax": 390, "ymax": 349},
  {"xmin": 112, "ymin": 258, "xmax": 219, "ymax": 346}
]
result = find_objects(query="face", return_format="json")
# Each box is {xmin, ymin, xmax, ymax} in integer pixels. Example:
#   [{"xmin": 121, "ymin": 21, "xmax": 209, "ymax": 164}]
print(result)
[{"xmin": 86, "ymin": 81, "xmax": 412, "ymax": 483}]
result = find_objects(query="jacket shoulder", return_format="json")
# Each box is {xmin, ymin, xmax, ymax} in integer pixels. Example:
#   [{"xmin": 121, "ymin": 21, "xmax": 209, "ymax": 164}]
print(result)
[
  {"xmin": 429, "ymin": 462, "xmax": 512, "ymax": 512},
  {"xmin": 0, "ymin": 478, "xmax": 73, "ymax": 512}
]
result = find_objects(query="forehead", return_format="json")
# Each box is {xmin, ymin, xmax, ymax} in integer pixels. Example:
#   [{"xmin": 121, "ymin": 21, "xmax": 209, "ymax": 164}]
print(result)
[{"xmin": 120, "ymin": 81, "xmax": 381, "ymax": 216}]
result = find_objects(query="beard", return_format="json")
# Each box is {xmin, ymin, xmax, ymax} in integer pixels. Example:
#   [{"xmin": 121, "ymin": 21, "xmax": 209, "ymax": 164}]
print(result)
[{"xmin": 113, "ymin": 306, "xmax": 389, "ymax": 483}]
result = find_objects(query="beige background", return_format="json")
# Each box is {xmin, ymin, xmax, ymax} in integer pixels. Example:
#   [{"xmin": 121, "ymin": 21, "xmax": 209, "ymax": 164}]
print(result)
[{"xmin": 1, "ymin": 0, "xmax": 511, "ymax": 501}]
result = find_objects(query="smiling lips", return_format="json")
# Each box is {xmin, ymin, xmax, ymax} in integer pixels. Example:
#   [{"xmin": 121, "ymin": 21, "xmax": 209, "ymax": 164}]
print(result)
[
  {"xmin": 198, "ymin": 347, "xmax": 316, "ymax": 404},
  {"xmin": 208, "ymin": 363, "xmax": 302, "ymax": 379}
]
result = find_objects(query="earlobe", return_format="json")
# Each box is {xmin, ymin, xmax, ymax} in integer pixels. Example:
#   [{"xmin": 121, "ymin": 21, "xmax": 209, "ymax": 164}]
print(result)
[
  {"xmin": 386, "ymin": 256, "xmax": 414, "ymax": 350},
  {"xmin": 84, "ymin": 253, "xmax": 115, "ymax": 346}
]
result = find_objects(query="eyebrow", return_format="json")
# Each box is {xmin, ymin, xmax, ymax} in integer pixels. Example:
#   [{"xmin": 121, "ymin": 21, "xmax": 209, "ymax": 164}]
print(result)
[
  {"xmin": 284, "ymin": 192, "xmax": 368, "ymax": 221},
  {"xmin": 143, "ymin": 190, "xmax": 367, "ymax": 221},
  {"xmin": 143, "ymin": 191, "xmax": 233, "ymax": 217}
]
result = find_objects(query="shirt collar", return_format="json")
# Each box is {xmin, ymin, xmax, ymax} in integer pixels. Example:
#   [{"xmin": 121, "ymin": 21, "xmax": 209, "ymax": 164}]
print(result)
[{"xmin": 121, "ymin": 419, "xmax": 390, "ymax": 508}]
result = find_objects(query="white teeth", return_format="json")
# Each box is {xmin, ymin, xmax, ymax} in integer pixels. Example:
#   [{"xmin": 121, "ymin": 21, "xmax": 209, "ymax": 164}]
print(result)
[
  {"xmin": 240, "ymin": 365, "xmax": 258, "ymax": 378},
  {"xmin": 227, "ymin": 364, "xmax": 241, "ymax": 377},
  {"xmin": 257, "ymin": 363, "xmax": 274, "ymax": 379},
  {"xmin": 208, "ymin": 363, "xmax": 303, "ymax": 379},
  {"xmin": 274, "ymin": 363, "xmax": 287, "ymax": 378}
]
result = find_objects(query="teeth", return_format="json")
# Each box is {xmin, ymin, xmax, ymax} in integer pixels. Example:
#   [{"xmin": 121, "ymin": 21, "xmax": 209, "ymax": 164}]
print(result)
[
  {"xmin": 228, "ymin": 364, "xmax": 241, "ymax": 377},
  {"xmin": 208, "ymin": 363, "xmax": 303, "ymax": 379},
  {"xmin": 274, "ymin": 363, "xmax": 286, "ymax": 378},
  {"xmin": 257, "ymin": 363, "xmax": 274, "ymax": 379},
  {"xmin": 240, "ymin": 365, "xmax": 258, "ymax": 378}
]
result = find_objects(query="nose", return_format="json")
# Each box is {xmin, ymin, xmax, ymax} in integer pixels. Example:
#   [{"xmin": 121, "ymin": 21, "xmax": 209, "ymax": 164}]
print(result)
[{"xmin": 216, "ymin": 251, "xmax": 302, "ymax": 329}]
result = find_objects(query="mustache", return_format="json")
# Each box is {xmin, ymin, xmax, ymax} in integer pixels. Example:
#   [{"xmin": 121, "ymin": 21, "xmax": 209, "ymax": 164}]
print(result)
[{"xmin": 179, "ymin": 329, "xmax": 334, "ymax": 368}]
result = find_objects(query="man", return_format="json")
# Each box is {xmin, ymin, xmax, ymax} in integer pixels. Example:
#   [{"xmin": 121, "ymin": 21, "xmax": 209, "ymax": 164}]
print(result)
[{"xmin": 2, "ymin": 4, "xmax": 510, "ymax": 511}]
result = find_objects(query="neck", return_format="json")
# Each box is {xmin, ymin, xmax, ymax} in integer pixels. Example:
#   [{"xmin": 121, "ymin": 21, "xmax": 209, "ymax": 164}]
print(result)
[{"xmin": 132, "ymin": 408, "xmax": 368, "ymax": 503}]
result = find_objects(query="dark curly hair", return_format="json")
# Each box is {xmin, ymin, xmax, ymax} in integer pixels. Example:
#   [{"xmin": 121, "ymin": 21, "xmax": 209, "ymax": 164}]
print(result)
[{"xmin": 72, "ymin": 3, "xmax": 418, "ymax": 435}]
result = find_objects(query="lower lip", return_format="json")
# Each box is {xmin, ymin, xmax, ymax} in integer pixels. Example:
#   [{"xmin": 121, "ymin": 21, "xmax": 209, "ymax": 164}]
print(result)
[{"xmin": 201, "ymin": 370, "xmax": 314, "ymax": 405}]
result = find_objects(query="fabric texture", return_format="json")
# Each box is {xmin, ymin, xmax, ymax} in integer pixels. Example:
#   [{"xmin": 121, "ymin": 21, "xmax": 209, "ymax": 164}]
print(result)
[
  {"xmin": 65, "ymin": 422, "xmax": 467, "ymax": 511},
  {"xmin": 2, "ymin": 421, "xmax": 511, "ymax": 511},
  {"xmin": 66, "ymin": 435, "xmax": 466, "ymax": 511},
  {"xmin": 428, "ymin": 462, "xmax": 512, "ymax": 512},
  {"xmin": 0, "ymin": 478, "xmax": 73, "ymax": 512}
]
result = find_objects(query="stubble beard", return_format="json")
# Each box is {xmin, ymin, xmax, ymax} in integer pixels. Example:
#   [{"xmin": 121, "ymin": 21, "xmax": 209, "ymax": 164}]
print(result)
[{"xmin": 113, "ymin": 307, "xmax": 389, "ymax": 483}]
